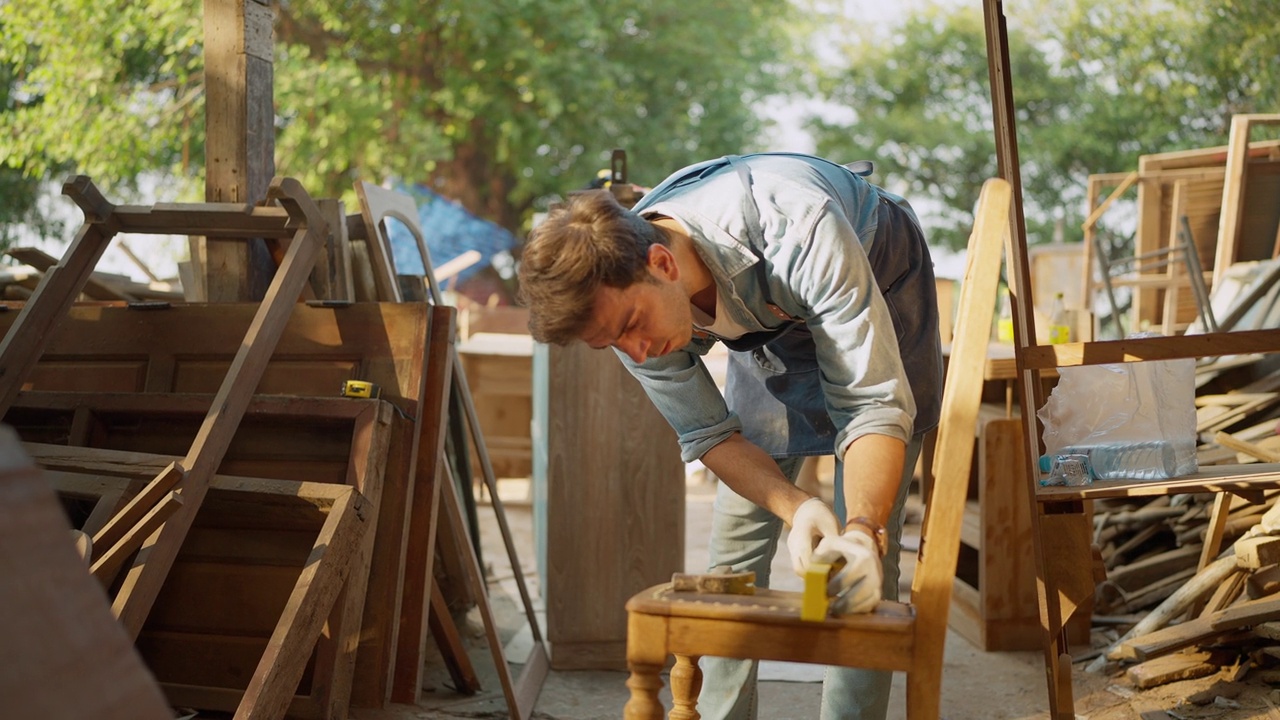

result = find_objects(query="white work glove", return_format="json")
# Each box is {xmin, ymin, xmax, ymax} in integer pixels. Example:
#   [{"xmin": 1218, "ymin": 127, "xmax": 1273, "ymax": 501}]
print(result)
[
  {"xmin": 812, "ymin": 530, "xmax": 883, "ymax": 615},
  {"xmin": 786, "ymin": 497, "xmax": 840, "ymax": 577}
]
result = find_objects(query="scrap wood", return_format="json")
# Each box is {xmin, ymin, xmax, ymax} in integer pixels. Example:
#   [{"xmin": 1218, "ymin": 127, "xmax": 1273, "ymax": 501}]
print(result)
[
  {"xmin": 1215, "ymin": 430, "xmax": 1280, "ymax": 463},
  {"xmin": 1126, "ymin": 650, "xmax": 1217, "ymax": 689},
  {"xmin": 1107, "ymin": 545, "xmax": 1203, "ymax": 594},
  {"xmin": 5, "ymin": 246, "xmax": 138, "ymax": 302},
  {"xmin": 1250, "ymin": 567, "xmax": 1280, "ymax": 599},
  {"xmin": 1124, "ymin": 594, "xmax": 1280, "ymax": 664},
  {"xmin": 1198, "ymin": 568, "xmax": 1248, "ymax": 617},
  {"xmin": 1098, "ymin": 554, "xmax": 1236, "ymax": 666},
  {"xmin": 1102, "ymin": 565, "xmax": 1199, "ymax": 616},
  {"xmin": 1236, "ymin": 535, "xmax": 1280, "ymax": 569},
  {"xmin": 1198, "ymin": 394, "xmax": 1280, "ymax": 434}
]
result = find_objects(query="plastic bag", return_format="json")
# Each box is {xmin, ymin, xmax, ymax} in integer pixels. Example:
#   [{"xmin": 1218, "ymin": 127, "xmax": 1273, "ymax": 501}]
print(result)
[{"xmin": 1037, "ymin": 335, "xmax": 1198, "ymax": 485}]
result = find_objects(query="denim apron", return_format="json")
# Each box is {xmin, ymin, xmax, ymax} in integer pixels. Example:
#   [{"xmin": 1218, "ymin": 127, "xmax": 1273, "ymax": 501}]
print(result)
[{"xmin": 718, "ymin": 156, "xmax": 942, "ymax": 458}]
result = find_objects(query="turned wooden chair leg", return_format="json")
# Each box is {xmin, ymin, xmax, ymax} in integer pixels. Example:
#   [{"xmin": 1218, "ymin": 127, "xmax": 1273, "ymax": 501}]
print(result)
[
  {"xmin": 669, "ymin": 654, "xmax": 702, "ymax": 720},
  {"xmin": 624, "ymin": 660, "xmax": 666, "ymax": 720}
]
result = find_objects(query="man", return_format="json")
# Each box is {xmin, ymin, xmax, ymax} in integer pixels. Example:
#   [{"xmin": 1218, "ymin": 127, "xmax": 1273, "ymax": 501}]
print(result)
[{"xmin": 517, "ymin": 152, "xmax": 941, "ymax": 720}]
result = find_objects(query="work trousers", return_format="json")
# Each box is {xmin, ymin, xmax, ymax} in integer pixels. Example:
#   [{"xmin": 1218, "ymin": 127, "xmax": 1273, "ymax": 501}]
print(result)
[{"xmin": 696, "ymin": 435, "xmax": 923, "ymax": 720}]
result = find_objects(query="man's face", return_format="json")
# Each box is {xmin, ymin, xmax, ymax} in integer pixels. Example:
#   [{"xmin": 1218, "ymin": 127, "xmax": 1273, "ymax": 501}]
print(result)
[{"xmin": 580, "ymin": 248, "xmax": 693, "ymax": 363}]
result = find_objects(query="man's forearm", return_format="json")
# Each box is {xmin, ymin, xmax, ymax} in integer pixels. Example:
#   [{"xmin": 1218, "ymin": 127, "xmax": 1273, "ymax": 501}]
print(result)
[
  {"xmin": 840, "ymin": 433, "xmax": 907, "ymax": 529},
  {"xmin": 700, "ymin": 433, "xmax": 813, "ymax": 523}
]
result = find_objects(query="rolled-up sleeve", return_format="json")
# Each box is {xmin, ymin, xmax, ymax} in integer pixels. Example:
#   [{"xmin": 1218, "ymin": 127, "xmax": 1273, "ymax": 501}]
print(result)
[
  {"xmin": 774, "ymin": 202, "xmax": 916, "ymax": 456},
  {"xmin": 618, "ymin": 341, "xmax": 742, "ymax": 462}
]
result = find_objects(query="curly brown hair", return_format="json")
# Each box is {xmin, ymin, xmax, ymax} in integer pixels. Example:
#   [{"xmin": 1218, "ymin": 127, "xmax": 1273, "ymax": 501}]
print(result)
[{"xmin": 517, "ymin": 190, "xmax": 667, "ymax": 345}]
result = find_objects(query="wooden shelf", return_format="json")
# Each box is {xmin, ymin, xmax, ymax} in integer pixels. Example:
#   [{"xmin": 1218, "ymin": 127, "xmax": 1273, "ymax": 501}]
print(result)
[
  {"xmin": 1021, "ymin": 329, "xmax": 1280, "ymax": 369},
  {"xmin": 1035, "ymin": 463, "xmax": 1280, "ymax": 502}
]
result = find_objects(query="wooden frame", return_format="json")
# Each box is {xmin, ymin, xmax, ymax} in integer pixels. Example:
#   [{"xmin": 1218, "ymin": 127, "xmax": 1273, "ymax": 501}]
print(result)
[
  {"xmin": 0, "ymin": 299, "xmax": 455, "ymax": 709},
  {"xmin": 622, "ymin": 178, "xmax": 1011, "ymax": 720},
  {"xmin": 983, "ymin": 4, "xmax": 1280, "ymax": 717},
  {"xmin": 1082, "ymin": 168, "xmax": 1224, "ymax": 336},
  {"xmin": 355, "ymin": 181, "xmax": 549, "ymax": 717},
  {"xmin": 0, "ymin": 176, "xmax": 330, "ymax": 656},
  {"xmin": 15, "ymin": 393, "xmax": 390, "ymax": 719}
]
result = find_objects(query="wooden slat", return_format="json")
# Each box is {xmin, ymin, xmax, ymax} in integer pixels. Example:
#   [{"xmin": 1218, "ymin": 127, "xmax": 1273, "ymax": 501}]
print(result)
[
  {"xmin": 90, "ymin": 491, "xmax": 184, "ymax": 585},
  {"xmin": 1023, "ymin": 328, "xmax": 1280, "ymax": 369},
  {"xmin": 113, "ymin": 176, "xmax": 327, "ymax": 638},
  {"xmin": 90, "ymin": 461, "xmax": 185, "ymax": 557},
  {"xmin": 0, "ymin": 177, "xmax": 117, "ymax": 417},
  {"xmin": 391, "ymin": 305, "xmax": 457, "ymax": 703},
  {"xmin": 6, "ymin": 246, "xmax": 137, "ymax": 301},
  {"xmin": 910, "ymin": 177, "xmax": 1011, "ymax": 709},
  {"xmin": 1214, "ymin": 114, "xmax": 1280, "ymax": 286},
  {"xmin": 234, "ymin": 487, "xmax": 368, "ymax": 720}
]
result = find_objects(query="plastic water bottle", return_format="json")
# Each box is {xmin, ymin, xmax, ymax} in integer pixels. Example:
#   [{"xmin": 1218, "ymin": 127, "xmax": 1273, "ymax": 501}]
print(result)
[{"xmin": 1039, "ymin": 440, "xmax": 1179, "ymax": 484}]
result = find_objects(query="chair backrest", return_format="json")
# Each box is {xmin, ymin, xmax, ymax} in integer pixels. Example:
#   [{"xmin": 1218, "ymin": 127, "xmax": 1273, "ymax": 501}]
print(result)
[{"xmin": 911, "ymin": 179, "xmax": 1012, "ymax": 626}]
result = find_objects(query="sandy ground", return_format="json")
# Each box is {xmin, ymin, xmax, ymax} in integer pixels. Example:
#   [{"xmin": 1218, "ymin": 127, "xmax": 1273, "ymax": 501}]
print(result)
[{"xmin": 351, "ymin": 477, "xmax": 1280, "ymax": 720}]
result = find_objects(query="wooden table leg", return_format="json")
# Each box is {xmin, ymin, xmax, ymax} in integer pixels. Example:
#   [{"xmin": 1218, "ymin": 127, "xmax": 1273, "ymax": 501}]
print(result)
[{"xmin": 669, "ymin": 654, "xmax": 702, "ymax": 720}]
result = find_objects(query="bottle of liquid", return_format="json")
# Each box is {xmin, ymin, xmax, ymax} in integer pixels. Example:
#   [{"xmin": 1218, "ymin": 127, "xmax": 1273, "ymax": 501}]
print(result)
[
  {"xmin": 1039, "ymin": 439, "xmax": 1179, "ymax": 484},
  {"xmin": 996, "ymin": 288, "xmax": 1014, "ymax": 343},
  {"xmin": 1048, "ymin": 292, "xmax": 1070, "ymax": 344}
]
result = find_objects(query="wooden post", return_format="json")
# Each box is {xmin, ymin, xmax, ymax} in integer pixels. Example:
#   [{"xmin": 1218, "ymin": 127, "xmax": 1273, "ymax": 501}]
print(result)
[{"xmin": 200, "ymin": 0, "xmax": 277, "ymax": 301}]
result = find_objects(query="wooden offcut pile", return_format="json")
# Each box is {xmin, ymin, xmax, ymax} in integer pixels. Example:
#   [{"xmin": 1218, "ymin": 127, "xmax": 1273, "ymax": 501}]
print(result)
[{"xmin": 1084, "ymin": 291, "xmax": 1280, "ymax": 694}]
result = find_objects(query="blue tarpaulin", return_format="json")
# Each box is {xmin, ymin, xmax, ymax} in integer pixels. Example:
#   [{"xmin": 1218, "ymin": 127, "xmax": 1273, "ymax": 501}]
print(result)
[{"xmin": 385, "ymin": 183, "xmax": 518, "ymax": 282}]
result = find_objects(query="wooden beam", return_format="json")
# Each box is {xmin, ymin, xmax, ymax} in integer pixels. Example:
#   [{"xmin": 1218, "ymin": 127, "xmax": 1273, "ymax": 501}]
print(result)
[
  {"xmin": 1213, "ymin": 114, "xmax": 1280, "ymax": 287},
  {"xmin": 201, "ymin": 0, "xmax": 278, "ymax": 301},
  {"xmin": 0, "ymin": 177, "xmax": 118, "ymax": 417},
  {"xmin": 391, "ymin": 305, "xmax": 457, "ymax": 703}
]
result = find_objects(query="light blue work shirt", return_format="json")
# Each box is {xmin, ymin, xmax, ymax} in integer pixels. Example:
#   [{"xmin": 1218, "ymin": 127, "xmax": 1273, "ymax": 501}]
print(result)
[{"xmin": 619, "ymin": 152, "xmax": 942, "ymax": 462}]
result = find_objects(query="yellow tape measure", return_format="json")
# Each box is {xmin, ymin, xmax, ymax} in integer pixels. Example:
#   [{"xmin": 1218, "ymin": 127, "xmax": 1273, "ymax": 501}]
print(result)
[{"xmin": 341, "ymin": 380, "xmax": 381, "ymax": 399}]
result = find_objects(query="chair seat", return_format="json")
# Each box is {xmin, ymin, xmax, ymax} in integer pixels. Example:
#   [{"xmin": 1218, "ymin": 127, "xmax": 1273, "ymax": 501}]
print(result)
[
  {"xmin": 628, "ymin": 583, "xmax": 914, "ymax": 628},
  {"xmin": 625, "ymin": 583, "xmax": 917, "ymax": 672}
]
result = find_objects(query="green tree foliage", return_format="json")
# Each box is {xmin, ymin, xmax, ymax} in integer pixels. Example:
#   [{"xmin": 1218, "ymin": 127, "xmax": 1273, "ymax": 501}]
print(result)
[
  {"xmin": 0, "ymin": 1, "xmax": 205, "ymax": 187},
  {"xmin": 0, "ymin": 0, "xmax": 801, "ymax": 240},
  {"xmin": 808, "ymin": 1, "xmax": 1280, "ymax": 251},
  {"xmin": 273, "ymin": 0, "xmax": 801, "ymax": 229}
]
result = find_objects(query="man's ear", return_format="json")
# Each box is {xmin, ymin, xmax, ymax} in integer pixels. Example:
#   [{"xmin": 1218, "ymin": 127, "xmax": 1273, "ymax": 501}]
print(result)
[{"xmin": 647, "ymin": 243, "xmax": 680, "ymax": 281}]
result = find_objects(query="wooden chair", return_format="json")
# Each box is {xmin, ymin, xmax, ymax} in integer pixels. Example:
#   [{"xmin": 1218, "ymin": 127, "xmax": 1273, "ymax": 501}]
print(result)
[{"xmin": 621, "ymin": 178, "xmax": 1012, "ymax": 720}]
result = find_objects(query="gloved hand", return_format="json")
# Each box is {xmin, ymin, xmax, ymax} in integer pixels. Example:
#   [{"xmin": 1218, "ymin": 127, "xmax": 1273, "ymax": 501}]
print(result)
[
  {"xmin": 812, "ymin": 530, "xmax": 883, "ymax": 615},
  {"xmin": 786, "ymin": 497, "xmax": 840, "ymax": 577}
]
